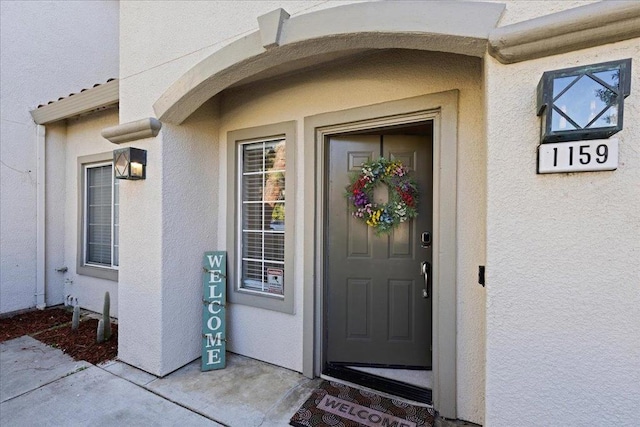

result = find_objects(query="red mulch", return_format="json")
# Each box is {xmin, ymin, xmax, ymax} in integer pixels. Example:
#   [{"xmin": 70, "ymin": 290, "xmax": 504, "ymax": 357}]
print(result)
[
  {"xmin": 37, "ymin": 318, "xmax": 118, "ymax": 365},
  {"xmin": 0, "ymin": 307, "xmax": 117, "ymax": 365},
  {"xmin": 0, "ymin": 308, "xmax": 70, "ymax": 342}
]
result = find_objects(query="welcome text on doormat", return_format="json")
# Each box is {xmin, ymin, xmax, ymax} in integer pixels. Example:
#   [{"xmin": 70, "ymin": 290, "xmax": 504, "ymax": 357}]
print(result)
[{"xmin": 290, "ymin": 381, "xmax": 434, "ymax": 427}]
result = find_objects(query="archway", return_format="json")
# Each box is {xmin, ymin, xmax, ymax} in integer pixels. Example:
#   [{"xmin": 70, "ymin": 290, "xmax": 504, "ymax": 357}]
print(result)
[{"xmin": 153, "ymin": 1, "xmax": 504, "ymax": 124}]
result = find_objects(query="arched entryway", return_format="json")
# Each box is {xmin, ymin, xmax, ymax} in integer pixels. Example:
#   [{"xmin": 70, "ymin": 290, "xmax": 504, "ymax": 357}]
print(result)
[
  {"xmin": 153, "ymin": 1, "xmax": 504, "ymax": 125},
  {"xmin": 153, "ymin": 1, "xmax": 503, "ymax": 419}
]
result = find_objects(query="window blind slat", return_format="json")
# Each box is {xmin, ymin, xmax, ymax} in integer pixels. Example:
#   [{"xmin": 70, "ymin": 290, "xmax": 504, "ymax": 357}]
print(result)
[
  {"xmin": 85, "ymin": 164, "xmax": 118, "ymax": 268},
  {"xmin": 239, "ymin": 139, "xmax": 286, "ymax": 295}
]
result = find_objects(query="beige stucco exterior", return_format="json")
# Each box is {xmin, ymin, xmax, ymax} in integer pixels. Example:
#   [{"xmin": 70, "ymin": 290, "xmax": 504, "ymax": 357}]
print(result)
[
  {"xmin": 484, "ymin": 37, "xmax": 640, "ymax": 425},
  {"xmin": 114, "ymin": 1, "xmax": 640, "ymax": 424},
  {"xmin": 217, "ymin": 51, "xmax": 486, "ymax": 421},
  {"xmin": 2, "ymin": 1, "xmax": 638, "ymax": 425},
  {"xmin": 60, "ymin": 110, "xmax": 121, "ymax": 315},
  {"xmin": 114, "ymin": 1, "xmax": 639, "ymax": 424},
  {"xmin": 0, "ymin": 0, "xmax": 119, "ymax": 314}
]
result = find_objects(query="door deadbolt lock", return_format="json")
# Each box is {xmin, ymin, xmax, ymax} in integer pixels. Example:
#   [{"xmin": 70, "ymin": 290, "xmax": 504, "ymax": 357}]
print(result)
[{"xmin": 421, "ymin": 231, "xmax": 431, "ymax": 248}]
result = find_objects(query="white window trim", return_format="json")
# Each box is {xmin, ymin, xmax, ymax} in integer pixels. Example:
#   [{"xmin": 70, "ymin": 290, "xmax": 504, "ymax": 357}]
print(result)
[
  {"xmin": 227, "ymin": 122, "xmax": 296, "ymax": 314},
  {"xmin": 83, "ymin": 161, "xmax": 119, "ymax": 269},
  {"xmin": 77, "ymin": 153, "xmax": 119, "ymax": 282},
  {"xmin": 236, "ymin": 138, "xmax": 286, "ymax": 299}
]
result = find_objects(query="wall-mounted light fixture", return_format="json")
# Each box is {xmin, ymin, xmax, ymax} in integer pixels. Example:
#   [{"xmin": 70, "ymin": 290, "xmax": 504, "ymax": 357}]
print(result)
[
  {"xmin": 114, "ymin": 147, "xmax": 147, "ymax": 180},
  {"xmin": 537, "ymin": 59, "xmax": 631, "ymax": 143}
]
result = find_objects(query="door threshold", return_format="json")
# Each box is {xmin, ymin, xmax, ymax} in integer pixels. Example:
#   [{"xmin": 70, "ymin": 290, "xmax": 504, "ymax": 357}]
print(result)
[
  {"xmin": 319, "ymin": 373, "xmax": 434, "ymax": 408},
  {"xmin": 323, "ymin": 364, "xmax": 432, "ymax": 404}
]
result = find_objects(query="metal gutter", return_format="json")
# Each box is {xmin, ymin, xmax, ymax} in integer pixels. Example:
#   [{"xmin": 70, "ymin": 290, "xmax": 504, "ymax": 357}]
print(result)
[{"xmin": 36, "ymin": 125, "xmax": 46, "ymax": 309}]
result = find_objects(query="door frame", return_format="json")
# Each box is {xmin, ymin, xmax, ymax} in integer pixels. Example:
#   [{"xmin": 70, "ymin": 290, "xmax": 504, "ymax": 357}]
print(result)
[{"xmin": 302, "ymin": 91, "xmax": 458, "ymax": 418}]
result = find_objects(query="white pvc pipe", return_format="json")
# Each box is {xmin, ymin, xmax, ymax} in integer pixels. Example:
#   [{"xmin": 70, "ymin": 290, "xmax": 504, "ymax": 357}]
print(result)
[{"xmin": 36, "ymin": 124, "xmax": 46, "ymax": 309}]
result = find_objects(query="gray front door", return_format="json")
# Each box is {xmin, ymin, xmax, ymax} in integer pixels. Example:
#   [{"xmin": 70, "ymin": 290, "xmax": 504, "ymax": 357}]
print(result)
[{"xmin": 326, "ymin": 132, "xmax": 433, "ymax": 368}]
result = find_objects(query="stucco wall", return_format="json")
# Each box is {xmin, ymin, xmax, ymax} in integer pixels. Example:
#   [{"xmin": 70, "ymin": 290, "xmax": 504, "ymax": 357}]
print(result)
[
  {"xmin": 62, "ymin": 110, "xmax": 120, "ymax": 317},
  {"xmin": 0, "ymin": 0, "xmax": 119, "ymax": 314},
  {"xmin": 117, "ymin": 1, "xmax": 485, "ymax": 422},
  {"xmin": 116, "ymin": 1, "xmax": 638, "ymax": 425},
  {"xmin": 489, "ymin": 0, "xmax": 599, "ymax": 25},
  {"xmin": 116, "ymin": 124, "xmax": 164, "ymax": 374},
  {"xmin": 116, "ymin": 0, "xmax": 363, "ymax": 375},
  {"xmin": 161, "ymin": 101, "xmax": 220, "ymax": 372},
  {"xmin": 45, "ymin": 123, "xmax": 67, "ymax": 307},
  {"xmin": 120, "ymin": 33, "xmax": 486, "ymax": 427},
  {"xmin": 484, "ymin": 38, "xmax": 640, "ymax": 426},
  {"xmin": 118, "ymin": 0, "xmax": 357, "ymax": 121}
]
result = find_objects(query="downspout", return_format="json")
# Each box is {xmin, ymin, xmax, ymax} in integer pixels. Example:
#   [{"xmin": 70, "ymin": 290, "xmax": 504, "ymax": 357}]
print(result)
[{"xmin": 36, "ymin": 124, "xmax": 46, "ymax": 309}]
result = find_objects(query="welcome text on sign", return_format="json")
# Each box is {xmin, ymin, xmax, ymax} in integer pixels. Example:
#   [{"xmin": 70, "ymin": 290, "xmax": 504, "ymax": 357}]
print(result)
[{"xmin": 202, "ymin": 251, "xmax": 226, "ymax": 371}]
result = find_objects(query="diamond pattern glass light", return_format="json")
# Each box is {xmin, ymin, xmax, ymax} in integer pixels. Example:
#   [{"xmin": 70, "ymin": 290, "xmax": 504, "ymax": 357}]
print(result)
[
  {"xmin": 537, "ymin": 59, "xmax": 631, "ymax": 143},
  {"xmin": 113, "ymin": 147, "xmax": 147, "ymax": 180}
]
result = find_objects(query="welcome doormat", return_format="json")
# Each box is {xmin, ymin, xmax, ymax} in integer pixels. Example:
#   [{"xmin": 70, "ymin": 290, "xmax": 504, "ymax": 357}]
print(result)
[{"xmin": 290, "ymin": 381, "xmax": 435, "ymax": 427}]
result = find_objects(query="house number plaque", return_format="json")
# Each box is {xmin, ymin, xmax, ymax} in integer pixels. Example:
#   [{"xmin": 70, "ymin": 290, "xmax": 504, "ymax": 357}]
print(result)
[
  {"xmin": 201, "ymin": 251, "xmax": 226, "ymax": 371},
  {"xmin": 538, "ymin": 138, "xmax": 618, "ymax": 174}
]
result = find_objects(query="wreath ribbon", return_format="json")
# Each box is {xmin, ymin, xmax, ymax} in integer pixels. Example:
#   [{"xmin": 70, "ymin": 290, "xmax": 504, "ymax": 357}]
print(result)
[{"xmin": 346, "ymin": 158, "xmax": 419, "ymax": 234}]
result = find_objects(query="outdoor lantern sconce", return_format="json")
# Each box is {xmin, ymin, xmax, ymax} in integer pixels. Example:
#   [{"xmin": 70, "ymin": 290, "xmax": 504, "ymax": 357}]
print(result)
[
  {"xmin": 114, "ymin": 147, "xmax": 147, "ymax": 180},
  {"xmin": 537, "ymin": 59, "xmax": 631, "ymax": 143}
]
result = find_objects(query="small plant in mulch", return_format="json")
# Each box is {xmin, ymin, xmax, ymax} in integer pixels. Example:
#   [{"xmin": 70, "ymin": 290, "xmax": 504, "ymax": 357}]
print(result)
[
  {"xmin": 96, "ymin": 292, "xmax": 111, "ymax": 343},
  {"xmin": 0, "ymin": 306, "xmax": 117, "ymax": 365}
]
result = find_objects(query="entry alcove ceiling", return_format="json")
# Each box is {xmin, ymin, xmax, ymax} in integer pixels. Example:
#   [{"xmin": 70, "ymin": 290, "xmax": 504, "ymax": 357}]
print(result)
[
  {"xmin": 153, "ymin": 1, "xmax": 507, "ymax": 124},
  {"xmin": 226, "ymin": 48, "xmax": 376, "ymax": 90},
  {"xmin": 337, "ymin": 121, "xmax": 434, "ymax": 137}
]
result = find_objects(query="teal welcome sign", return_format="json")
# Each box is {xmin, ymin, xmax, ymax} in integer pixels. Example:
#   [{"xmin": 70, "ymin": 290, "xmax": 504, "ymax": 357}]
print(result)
[{"xmin": 202, "ymin": 251, "xmax": 226, "ymax": 371}]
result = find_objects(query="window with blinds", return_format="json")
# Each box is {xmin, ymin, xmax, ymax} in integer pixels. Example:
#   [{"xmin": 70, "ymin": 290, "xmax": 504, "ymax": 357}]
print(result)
[
  {"xmin": 85, "ymin": 163, "xmax": 119, "ymax": 268},
  {"xmin": 239, "ymin": 139, "xmax": 285, "ymax": 296}
]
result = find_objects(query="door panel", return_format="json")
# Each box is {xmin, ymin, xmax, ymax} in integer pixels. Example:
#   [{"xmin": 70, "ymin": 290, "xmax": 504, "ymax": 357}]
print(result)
[
  {"xmin": 326, "ymin": 133, "xmax": 433, "ymax": 368},
  {"xmin": 388, "ymin": 279, "xmax": 414, "ymax": 340},
  {"xmin": 346, "ymin": 278, "xmax": 371, "ymax": 338},
  {"xmin": 389, "ymin": 222, "xmax": 413, "ymax": 258}
]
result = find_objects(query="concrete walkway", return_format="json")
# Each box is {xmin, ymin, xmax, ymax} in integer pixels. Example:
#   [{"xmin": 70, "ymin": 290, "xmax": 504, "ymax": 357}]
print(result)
[{"xmin": 1, "ymin": 336, "xmax": 320, "ymax": 426}]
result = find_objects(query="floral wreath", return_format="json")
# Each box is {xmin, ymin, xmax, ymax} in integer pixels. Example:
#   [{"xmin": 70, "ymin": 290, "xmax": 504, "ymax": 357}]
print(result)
[{"xmin": 346, "ymin": 158, "xmax": 418, "ymax": 234}]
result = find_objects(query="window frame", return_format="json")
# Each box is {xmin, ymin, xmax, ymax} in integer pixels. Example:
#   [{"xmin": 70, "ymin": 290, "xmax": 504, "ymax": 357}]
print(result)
[
  {"xmin": 76, "ymin": 153, "xmax": 119, "ymax": 281},
  {"xmin": 237, "ymin": 138, "xmax": 286, "ymax": 296},
  {"xmin": 227, "ymin": 122, "xmax": 296, "ymax": 314}
]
